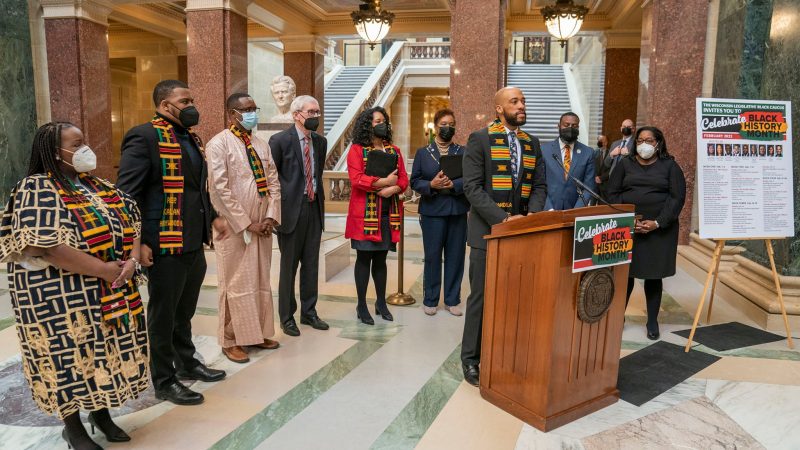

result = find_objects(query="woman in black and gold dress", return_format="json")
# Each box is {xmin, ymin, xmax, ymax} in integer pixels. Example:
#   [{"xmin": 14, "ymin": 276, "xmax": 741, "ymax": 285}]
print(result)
[{"xmin": 0, "ymin": 123, "xmax": 149, "ymax": 450}]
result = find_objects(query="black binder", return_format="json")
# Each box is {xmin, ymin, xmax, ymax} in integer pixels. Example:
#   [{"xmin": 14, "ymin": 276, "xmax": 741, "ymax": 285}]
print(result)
[
  {"xmin": 364, "ymin": 150, "xmax": 398, "ymax": 177},
  {"xmin": 440, "ymin": 154, "xmax": 463, "ymax": 179}
]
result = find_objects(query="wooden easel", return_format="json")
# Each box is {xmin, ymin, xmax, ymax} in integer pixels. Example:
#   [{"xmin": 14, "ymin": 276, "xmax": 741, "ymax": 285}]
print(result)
[{"xmin": 684, "ymin": 238, "xmax": 795, "ymax": 352}]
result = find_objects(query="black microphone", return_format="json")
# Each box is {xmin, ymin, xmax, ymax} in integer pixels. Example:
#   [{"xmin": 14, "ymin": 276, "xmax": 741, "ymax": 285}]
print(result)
[{"xmin": 550, "ymin": 152, "xmax": 627, "ymax": 212}]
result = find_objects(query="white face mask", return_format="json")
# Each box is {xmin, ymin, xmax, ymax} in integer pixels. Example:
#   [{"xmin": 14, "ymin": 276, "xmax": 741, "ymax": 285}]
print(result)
[
  {"xmin": 637, "ymin": 143, "xmax": 657, "ymax": 160},
  {"xmin": 61, "ymin": 145, "xmax": 97, "ymax": 173}
]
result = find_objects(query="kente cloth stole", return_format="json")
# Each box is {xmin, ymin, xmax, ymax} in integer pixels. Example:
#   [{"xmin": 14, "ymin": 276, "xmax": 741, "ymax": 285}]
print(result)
[
  {"xmin": 362, "ymin": 146, "xmax": 401, "ymax": 236},
  {"xmin": 50, "ymin": 173, "xmax": 143, "ymax": 326},
  {"xmin": 152, "ymin": 116, "xmax": 204, "ymax": 255},
  {"xmin": 487, "ymin": 120, "xmax": 537, "ymax": 212},
  {"xmin": 229, "ymin": 125, "xmax": 268, "ymax": 197}
]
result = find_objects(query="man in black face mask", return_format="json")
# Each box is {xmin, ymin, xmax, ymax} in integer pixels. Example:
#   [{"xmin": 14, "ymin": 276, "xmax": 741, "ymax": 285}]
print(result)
[
  {"xmin": 268, "ymin": 95, "xmax": 329, "ymax": 337},
  {"xmin": 541, "ymin": 112, "xmax": 596, "ymax": 209},
  {"xmin": 118, "ymin": 79, "xmax": 228, "ymax": 406}
]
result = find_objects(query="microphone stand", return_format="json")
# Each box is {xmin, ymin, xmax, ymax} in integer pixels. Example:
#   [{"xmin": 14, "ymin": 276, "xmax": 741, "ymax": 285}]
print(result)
[{"xmin": 550, "ymin": 152, "xmax": 628, "ymax": 213}]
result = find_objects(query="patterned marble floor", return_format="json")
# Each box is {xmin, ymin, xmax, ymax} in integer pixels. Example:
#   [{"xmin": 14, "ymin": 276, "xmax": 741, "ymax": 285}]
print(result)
[{"xmin": 0, "ymin": 215, "xmax": 798, "ymax": 450}]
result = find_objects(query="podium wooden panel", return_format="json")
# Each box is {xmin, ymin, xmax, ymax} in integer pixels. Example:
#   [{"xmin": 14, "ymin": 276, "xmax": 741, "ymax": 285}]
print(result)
[{"xmin": 480, "ymin": 205, "xmax": 634, "ymax": 431}]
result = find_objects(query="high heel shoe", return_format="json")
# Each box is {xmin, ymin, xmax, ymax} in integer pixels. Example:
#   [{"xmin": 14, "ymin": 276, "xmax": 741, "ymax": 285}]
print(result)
[
  {"xmin": 62, "ymin": 428, "xmax": 102, "ymax": 450},
  {"xmin": 88, "ymin": 412, "xmax": 131, "ymax": 442},
  {"xmin": 356, "ymin": 304, "xmax": 374, "ymax": 325},
  {"xmin": 375, "ymin": 303, "xmax": 393, "ymax": 322}
]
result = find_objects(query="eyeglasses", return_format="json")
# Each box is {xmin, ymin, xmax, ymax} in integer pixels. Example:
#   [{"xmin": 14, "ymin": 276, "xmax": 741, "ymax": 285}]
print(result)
[
  {"xmin": 234, "ymin": 107, "xmax": 261, "ymax": 114},
  {"xmin": 301, "ymin": 110, "xmax": 321, "ymax": 117},
  {"xmin": 635, "ymin": 138, "xmax": 657, "ymax": 145}
]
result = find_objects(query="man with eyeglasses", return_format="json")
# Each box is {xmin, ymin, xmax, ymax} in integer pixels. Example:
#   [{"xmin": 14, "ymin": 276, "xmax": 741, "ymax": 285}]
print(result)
[
  {"xmin": 269, "ymin": 95, "xmax": 329, "ymax": 336},
  {"xmin": 205, "ymin": 92, "xmax": 282, "ymax": 363}
]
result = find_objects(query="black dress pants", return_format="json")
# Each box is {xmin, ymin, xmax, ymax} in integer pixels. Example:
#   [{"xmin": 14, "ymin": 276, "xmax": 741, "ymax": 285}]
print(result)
[
  {"xmin": 277, "ymin": 199, "xmax": 322, "ymax": 325},
  {"xmin": 147, "ymin": 249, "xmax": 206, "ymax": 389},
  {"xmin": 461, "ymin": 247, "xmax": 486, "ymax": 366}
]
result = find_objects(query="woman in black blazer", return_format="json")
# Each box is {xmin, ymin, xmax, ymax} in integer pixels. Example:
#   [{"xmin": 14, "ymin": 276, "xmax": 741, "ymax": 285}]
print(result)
[{"xmin": 410, "ymin": 109, "xmax": 470, "ymax": 316}]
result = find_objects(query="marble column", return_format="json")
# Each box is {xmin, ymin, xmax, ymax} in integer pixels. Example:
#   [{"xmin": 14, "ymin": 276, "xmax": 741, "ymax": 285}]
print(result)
[
  {"xmin": 185, "ymin": 0, "xmax": 250, "ymax": 143},
  {"xmin": 645, "ymin": 0, "xmax": 710, "ymax": 244},
  {"xmin": 281, "ymin": 35, "xmax": 328, "ymax": 126},
  {"xmin": 41, "ymin": 0, "xmax": 114, "ymax": 179},
  {"xmin": 450, "ymin": 0, "xmax": 506, "ymax": 143},
  {"xmin": 0, "ymin": 0, "xmax": 38, "ymax": 199},
  {"xmin": 392, "ymin": 87, "xmax": 412, "ymax": 160},
  {"xmin": 601, "ymin": 32, "xmax": 640, "ymax": 142}
]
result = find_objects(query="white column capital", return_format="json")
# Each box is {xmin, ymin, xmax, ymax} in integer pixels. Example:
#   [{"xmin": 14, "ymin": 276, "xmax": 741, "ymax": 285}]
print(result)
[
  {"xmin": 40, "ymin": 0, "xmax": 114, "ymax": 26},
  {"xmin": 601, "ymin": 30, "xmax": 642, "ymax": 49},
  {"xmin": 185, "ymin": 0, "xmax": 252, "ymax": 18},
  {"xmin": 399, "ymin": 87, "xmax": 413, "ymax": 97},
  {"xmin": 280, "ymin": 35, "xmax": 330, "ymax": 55}
]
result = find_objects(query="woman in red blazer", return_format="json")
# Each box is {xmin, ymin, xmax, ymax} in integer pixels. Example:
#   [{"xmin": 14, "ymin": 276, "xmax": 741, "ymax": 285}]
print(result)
[{"xmin": 345, "ymin": 107, "xmax": 409, "ymax": 325}]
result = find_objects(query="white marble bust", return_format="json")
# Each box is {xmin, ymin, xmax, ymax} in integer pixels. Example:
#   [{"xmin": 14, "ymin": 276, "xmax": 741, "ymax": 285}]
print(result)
[{"xmin": 269, "ymin": 75, "xmax": 297, "ymax": 123}]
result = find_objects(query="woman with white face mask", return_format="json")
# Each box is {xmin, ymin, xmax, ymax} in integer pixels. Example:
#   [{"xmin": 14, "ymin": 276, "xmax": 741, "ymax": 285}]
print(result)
[
  {"xmin": 606, "ymin": 126, "xmax": 687, "ymax": 340},
  {"xmin": 0, "ymin": 122, "xmax": 148, "ymax": 449}
]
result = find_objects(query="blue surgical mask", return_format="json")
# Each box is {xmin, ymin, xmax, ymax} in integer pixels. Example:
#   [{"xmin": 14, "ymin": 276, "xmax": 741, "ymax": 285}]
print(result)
[{"xmin": 238, "ymin": 111, "xmax": 259, "ymax": 130}]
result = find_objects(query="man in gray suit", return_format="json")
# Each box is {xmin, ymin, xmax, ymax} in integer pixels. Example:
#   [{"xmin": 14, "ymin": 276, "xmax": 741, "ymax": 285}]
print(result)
[
  {"xmin": 601, "ymin": 119, "xmax": 636, "ymax": 187},
  {"xmin": 460, "ymin": 87, "xmax": 547, "ymax": 386}
]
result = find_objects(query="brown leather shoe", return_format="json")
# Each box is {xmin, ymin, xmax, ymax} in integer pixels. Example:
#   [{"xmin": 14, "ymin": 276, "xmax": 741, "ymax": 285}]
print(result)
[
  {"xmin": 250, "ymin": 339, "xmax": 280, "ymax": 350},
  {"xmin": 222, "ymin": 346, "xmax": 250, "ymax": 363}
]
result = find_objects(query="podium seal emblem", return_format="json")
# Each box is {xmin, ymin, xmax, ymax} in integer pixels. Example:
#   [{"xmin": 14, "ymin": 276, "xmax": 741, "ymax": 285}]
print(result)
[{"xmin": 577, "ymin": 268, "xmax": 615, "ymax": 323}]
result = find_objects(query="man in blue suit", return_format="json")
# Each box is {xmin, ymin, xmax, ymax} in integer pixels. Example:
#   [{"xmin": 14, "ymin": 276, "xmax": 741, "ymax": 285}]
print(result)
[{"xmin": 542, "ymin": 112, "xmax": 596, "ymax": 210}]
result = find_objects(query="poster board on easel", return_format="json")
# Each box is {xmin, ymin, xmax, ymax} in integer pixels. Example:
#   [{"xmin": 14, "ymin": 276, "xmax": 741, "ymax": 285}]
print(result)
[{"xmin": 687, "ymin": 98, "xmax": 795, "ymax": 351}]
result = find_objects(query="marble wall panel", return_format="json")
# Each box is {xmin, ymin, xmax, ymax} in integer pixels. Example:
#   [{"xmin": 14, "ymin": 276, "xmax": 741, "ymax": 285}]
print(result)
[
  {"xmin": 283, "ymin": 52, "xmax": 325, "ymax": 126},
  {"xmin": 0, "ymin": 0, "xmax": 37, "ymax": 202},
  {"xmin": 247, "ymin": 43, "xmax": 283, "ymax": 120},
  {"xmin": 602, "ymin": 48, "xmax": 640, "ymax": 143}
]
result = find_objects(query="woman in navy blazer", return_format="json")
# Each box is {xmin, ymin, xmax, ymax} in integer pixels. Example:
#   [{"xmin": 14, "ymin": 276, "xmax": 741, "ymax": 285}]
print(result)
[{"xmin": 410, "ymin": 109, "xmax": 470, "ymax": 316}]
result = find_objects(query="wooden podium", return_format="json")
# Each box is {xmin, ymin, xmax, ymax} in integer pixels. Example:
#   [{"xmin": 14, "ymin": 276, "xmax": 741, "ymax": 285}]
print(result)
[{"xmin": 480, "ymin": 205, "xmax": 634, "ymax": 431}]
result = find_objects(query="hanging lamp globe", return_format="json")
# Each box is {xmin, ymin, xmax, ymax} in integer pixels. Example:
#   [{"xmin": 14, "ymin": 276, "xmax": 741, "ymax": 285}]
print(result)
[
  {"xmin": 541, "ymin": 0, "xmax": 589, "ymax": 48},
  {"xmin": 351, "ymin": 0, "xmax": 395, "ymax": 50}
]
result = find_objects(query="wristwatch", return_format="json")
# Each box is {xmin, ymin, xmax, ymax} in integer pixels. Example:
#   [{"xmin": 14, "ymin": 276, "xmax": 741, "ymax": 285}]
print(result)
[{"xmin": 653, "ymin": 220, "xmax": 660, "ymax": 229}]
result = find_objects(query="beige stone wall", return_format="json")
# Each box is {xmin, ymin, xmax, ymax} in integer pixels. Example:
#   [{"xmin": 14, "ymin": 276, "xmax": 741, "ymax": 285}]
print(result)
[
  {"xmin": 110, "ymin": 62, "xmax": 138, "ymax": 156},
  {"xmin": 248, "ymin": 41, "xmax": 284, "ymax": 120}
]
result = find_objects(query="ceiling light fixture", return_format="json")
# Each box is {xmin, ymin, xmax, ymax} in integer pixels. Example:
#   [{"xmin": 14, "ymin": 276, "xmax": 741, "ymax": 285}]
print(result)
[
  {"xmin": 541, "ymin": 0, "xmax": 589, "ymax": 47},
  {"xmin": 351, "ymin": 0, "xmax": 395, "ymax": 50}
]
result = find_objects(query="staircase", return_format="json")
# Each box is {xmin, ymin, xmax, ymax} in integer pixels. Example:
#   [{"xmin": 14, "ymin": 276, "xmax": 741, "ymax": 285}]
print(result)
[
  {"xmin": 324, "ymin": 66, "xmax": 376, "ymax": 135},
  {"xmin": 506, "ymin": 64, "xmax": 570, "ymax": 144}
]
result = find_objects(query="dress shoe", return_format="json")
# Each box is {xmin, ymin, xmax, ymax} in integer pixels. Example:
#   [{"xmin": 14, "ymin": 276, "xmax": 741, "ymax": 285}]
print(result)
[
  {"xmin": 88, "ymin": 411, "xmax": 130, "ymax": 442},
  {"xmin": 62, "ymin": 428, "xmax": 102, "ymax": 450},
  {"xmin": 301, "ymin": 315, "xmax": 330, "ymax": 330},
  {"xmin": 281, "ymin": 320, "xmax": 301, "ymax": 336},
  {"xmin": 250, "ymin": 338, "xmax": 280, "ymax": 350},
  {"xmin": 177, "ymin": 363, "xmax": 226, "ymax": 382},
  {"xmin": 423, "ymin": 306, "xmax": 437, "ymax": 316},
  {"xmin": 445, "ymin": 305, "xmax": 463, "ymax": 316},
  {"xmin": 155, "ymin": 380, "xmax": 204, "ymax": 405},
  {"xmin": 375, "ymin": 302, "xmax": 393, "ymax": 321},
  {"xmin": 646, "ymin": 322, "xmax": 660, "ymax": 340},
  {"xmin": 463, "ymin": 364, "xmax": 480, "ymax": 387},
  {"xmin": 222, "ymin": 345, "xmax": 250, "ymax": 363},
  {"xmin": 356, "ymin": 304, "xmax": 374, "ymax": 325}
]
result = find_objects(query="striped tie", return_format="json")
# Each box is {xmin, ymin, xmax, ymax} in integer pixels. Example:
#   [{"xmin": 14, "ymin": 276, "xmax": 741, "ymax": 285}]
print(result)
[
  {"xmin": 303, "ymin": 136, "xmax": 314, "ymax": 201},
  {"xmin": 563, "ymin": 144, "xmax": 571, "ymax": 180}
]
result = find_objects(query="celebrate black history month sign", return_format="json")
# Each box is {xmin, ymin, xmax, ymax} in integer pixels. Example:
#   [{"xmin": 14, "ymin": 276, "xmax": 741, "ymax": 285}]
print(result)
[
  {"xmin": 695, "ymin": 98, "xmax": 795, "ymax": 239},
  {"xmin": 572, "ymin": 213, "xmax": 635, "ymax": 273}
]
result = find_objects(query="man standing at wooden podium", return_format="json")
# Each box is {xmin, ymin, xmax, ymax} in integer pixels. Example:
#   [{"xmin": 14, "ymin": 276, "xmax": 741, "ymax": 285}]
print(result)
[{"xmin": 460, "ymin": 87, "xmax": 547, "ymax": 386}]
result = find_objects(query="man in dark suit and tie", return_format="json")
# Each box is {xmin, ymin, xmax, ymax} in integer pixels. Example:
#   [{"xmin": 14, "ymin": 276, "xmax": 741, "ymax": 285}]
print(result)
[
  {"xmin": 269, "ymin": 95, "xmax": 329, "ymax": 337},
  {"xmin": 460, "ymin": 87, "xmax": 547, "ymax": 386},
  {"xmin": 541, "ymin": 112, "xmax": 596, "ymax": 209},
  {"xmin": 601, "ymin": 118, "xmax": 636, "ymax": 183},
  {"xmin": 117, "ymin": 79, "xmax": 227, "ymax": 406}
]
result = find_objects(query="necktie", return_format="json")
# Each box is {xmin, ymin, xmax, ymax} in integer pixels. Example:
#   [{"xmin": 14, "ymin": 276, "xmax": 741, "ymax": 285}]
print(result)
[
  {"xmin": 508, "ymin": 132, "xmax": 519, "ymax": 184},
  {"xmin": 303, "ymin": 136, "xmax": 314, "ymax": 201},
  {"xmin": 563, "ymin": 144, "xmax": 571, "ymax": 180}
]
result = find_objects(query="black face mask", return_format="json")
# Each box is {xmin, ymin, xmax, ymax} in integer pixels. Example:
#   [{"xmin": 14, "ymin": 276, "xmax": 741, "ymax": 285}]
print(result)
[
  {"xmin": 559, "ymin": 127, "xmax": 579, "ymax": 143},
  {"xmin": 438, "ymin": 126, "xmax": 456, "ymax": 142},
  {"xmin": 170, "ymin": 103, "xmax": 200, "ymax": 128},
  {"xmin": 621, "ymin": 126, "xmax": 633, "ymax": 136},
  {"xmin": 373, "ymin": 123, "xmax": 389, "ymax": 139},
  {"xmin": 303, "ymin": 116, "xmax": 320, "ymax": 132},
  {"xmin": 597, "ymin": 141, "xmax": 604, "ymax": 148}
]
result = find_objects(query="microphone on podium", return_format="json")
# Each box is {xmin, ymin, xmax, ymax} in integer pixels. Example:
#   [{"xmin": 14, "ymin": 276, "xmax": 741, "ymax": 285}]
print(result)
[{"xmin": 549, "ymin": 152, "xmax": 618, "ymax": 210}]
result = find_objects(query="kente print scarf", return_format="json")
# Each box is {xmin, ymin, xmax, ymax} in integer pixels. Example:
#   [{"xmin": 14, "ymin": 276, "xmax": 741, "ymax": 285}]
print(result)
[
  {"xmin": 151, "ymin": 116, "xmax": 204, "ymax": 254},
  {"xmin": 51, "ymin": 173, "xmax": 143, "ymax": 326},
  {"xmin": 229, "ymin": 125, "xmax": 268, "ymax": 197},
  {"xmin": 488, "ymin": 120, "xmax": 538, "ymax": 213},
  {"xmin": 362, "ymin": 145, "xmax": 401, "ymax": 235}
]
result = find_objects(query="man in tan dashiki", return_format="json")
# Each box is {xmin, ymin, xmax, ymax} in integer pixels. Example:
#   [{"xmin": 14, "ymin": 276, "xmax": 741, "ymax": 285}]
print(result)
[{"xmin": 206, "ymin": 93, "xmax": 282, "ymax": 363}]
